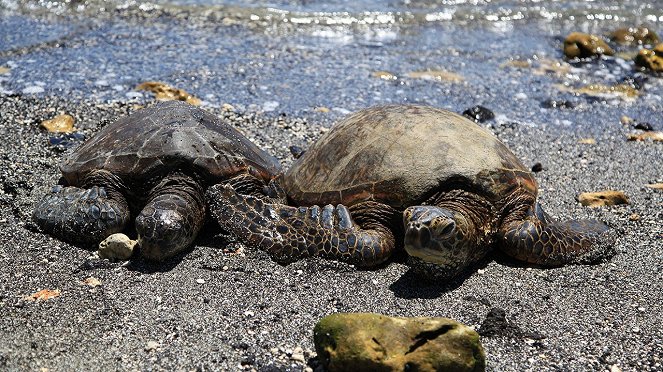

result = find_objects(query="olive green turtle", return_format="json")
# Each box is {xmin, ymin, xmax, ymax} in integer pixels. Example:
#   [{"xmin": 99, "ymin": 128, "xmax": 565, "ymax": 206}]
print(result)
[
  {"xmin": 33, "ymin": 101, "xmax": 281, "ymax": 261},
  {"xmin": 207, "ymin": 105, "xmax": 612, "ymax": 278}
]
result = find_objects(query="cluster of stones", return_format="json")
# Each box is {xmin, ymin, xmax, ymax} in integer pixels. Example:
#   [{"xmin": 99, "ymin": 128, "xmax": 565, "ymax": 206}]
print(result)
[{"xmin": 563, "ymin": 27, "xmax": 663, "ymax": 72}]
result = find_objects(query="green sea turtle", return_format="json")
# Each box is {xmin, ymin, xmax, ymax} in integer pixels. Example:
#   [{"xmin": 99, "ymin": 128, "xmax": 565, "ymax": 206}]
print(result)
[
  {"xmin": 33, "ymin": 101, "xmax": 281, "ymax": 261},
  {"xmin": 207, "ymin": 104, "xmax": 612, "ymax": 278}
]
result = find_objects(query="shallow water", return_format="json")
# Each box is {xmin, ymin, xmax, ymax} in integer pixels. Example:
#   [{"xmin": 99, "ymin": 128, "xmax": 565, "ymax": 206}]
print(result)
[{"xmin": 0, "ymin": 0, "xmax": 662, "ymax": 123}]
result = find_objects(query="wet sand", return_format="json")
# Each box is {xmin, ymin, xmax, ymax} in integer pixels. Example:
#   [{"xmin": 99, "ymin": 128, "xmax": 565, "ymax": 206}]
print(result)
[{"xmin": 0, "ymin": 92, "xmax": 661, "ymax": 371}]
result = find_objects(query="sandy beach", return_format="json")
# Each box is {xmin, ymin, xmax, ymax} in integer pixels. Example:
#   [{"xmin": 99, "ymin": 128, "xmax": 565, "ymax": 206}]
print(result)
[{"xmin": 1, "ymin": 1, "xmax": 663, "ymax": 370}]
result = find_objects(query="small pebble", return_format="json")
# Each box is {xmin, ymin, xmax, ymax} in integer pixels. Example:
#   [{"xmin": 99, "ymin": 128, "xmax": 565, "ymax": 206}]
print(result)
[
  {"xmin": 289, "ymin": 145, "xmax": 306, "ymax": 159},
  {"xmin": 620, "ymin": 116, "xmax": 634, "ymax": 126},
  {"xmin": 98, "ymin": 233, "xmax": 136, "ymax": 260},
  {"xmin": 531, "ymin": 162, "xmax": 543, "ymax": 172},
  {"xmin": 196, "ymin": 278, "xmax": 205, "ymax": 284},
  {"xmin": 514, "ymin": 92, "xmax": 528, "ymax": 100},
  {"xmin": 634, "ymin": 122, "xmax": 654, "ymax": 131},
  {"xmin": 541, "ymin": 99, "xmax": 575, "ymax": 109},
  {"xmin": 145, "ymin": 341, "xmax": 160, "ymax": 351},
  {"xmin": 462, "ymin": 105, "xmax": 495, "ymax": 123}
]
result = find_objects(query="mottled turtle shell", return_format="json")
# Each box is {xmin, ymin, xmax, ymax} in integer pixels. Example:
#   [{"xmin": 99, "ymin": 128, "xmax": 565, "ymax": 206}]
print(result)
[
  {"xmin": 61, "ymin": 101, "xmax": 281, "ymax": 189},
  {"xmin": 284, "ymin": 105, "xmax": 537, "ymax": 208}
]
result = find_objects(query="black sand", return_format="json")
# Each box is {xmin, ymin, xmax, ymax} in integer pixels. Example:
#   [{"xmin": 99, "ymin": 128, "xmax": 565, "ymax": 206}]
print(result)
[{"xmin": 1, "ymin": 3, "xmax": 663, "ymax": 371}]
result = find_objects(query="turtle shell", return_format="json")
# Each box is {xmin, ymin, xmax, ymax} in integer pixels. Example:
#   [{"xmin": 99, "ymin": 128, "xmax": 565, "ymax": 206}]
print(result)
[
  {"xmin": 284, "ymin": 105, "xmax": 537, "ymax": 208},
  {"xmin": 60, "ymin": 101, "xmax": 281, "ymax": 189}
]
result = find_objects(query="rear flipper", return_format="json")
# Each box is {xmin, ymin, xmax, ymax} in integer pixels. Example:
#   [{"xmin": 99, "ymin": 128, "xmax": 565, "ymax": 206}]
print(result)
[
  {"xmin": 33, "ymin": 185, "xmax": 130, "ymax": 245},
  {"xmin": 499, "ymin": 204, "xmax": 614, "ymax": 266},
  {"xmin": 206, "ymin": 184, "xmax": 395, "ymax": 267}
]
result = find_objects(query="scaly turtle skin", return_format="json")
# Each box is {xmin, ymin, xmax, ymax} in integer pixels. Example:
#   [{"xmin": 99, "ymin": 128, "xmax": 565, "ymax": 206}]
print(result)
[
  {"xmin": 208, "ymin": 105, "xmax": 612, "ymax": 278},
  {"xmin": 34, "ymin": 101, "xmax": 281, "ymax": 261}
]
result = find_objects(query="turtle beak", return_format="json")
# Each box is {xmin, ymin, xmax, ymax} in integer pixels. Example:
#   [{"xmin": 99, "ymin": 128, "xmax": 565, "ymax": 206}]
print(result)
[{"xmin": 403, "ymin": 206, "xmax": 456, "ymax": 262}]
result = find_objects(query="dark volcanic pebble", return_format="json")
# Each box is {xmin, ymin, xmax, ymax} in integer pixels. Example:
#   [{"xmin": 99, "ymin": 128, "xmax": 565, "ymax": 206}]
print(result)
[
  {"xmin": 531, "ymin": 162, "xmax": 544, "ymax": 172},
  {"xmin": 541, "ymin": 99, "xmax": 576, "ymax": 109},
  {"xmin": 634, "ymin": 122, "xmax": 655, "ymax": 131},
  {"xmin": 462, "ymin": 105, "xmax": 495, "ymax": 123},
  {"xmin": 289, "ymin": 145, "xmax": 306, "ymax": 159}
]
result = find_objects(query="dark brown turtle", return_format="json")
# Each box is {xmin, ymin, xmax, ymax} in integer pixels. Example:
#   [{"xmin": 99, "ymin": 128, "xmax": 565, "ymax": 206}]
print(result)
[
  {"xmin": 33, "ymin": 101, "xmax": 281, "ymax": 261},
  {"xmin": 207, "ymin": 105, "xmax": 612, "ymax": 278}
]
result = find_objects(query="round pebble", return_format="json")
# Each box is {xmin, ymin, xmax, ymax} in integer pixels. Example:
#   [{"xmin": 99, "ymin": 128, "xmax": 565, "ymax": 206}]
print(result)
[{"xmin": 98, "ymin": 233, "xmax": 136, "ymax": 260}]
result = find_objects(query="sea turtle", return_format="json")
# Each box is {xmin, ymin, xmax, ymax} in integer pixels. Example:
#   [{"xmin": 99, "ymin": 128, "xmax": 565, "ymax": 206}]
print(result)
[
  {"xmin": 33, "ymin": 101, "xmax": 282, "ymax": 261},
  {"xmin": 207, "ymin": 104, "xmax": 612, "ymax": 278}
]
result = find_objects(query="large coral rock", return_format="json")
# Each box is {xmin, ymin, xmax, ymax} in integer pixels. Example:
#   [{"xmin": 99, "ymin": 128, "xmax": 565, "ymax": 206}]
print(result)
[
  {"xmin": 314, "ymin": 313, "xmax": 485, "ymax": 372},
  {"xmin": 564, "ymin": 32, "xmax": 614, "ymax": 58},
  {"xmin": 635, "ymin": 43, "xmax": 663, "ymax": 72}
]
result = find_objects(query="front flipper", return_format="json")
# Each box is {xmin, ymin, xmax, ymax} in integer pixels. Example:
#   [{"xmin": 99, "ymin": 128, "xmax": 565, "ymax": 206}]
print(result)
[
  {"xmin": 206, "ymin": 184, "xmax": 395, "ymax": 267},
  {"xmin": 499, "ymin": 204, "xmax": 613, "ymax": 265},
  {"xmin": 33, "ymin": 185, "xmax": 130, "ymax": 245},
  {"xmin": 135, "ymin": 174, "xmax": 205, "ymax": 261}
]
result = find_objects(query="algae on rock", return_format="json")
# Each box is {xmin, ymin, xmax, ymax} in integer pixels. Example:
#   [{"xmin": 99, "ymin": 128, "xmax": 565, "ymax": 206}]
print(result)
[{"xmin": 314, "ymin": 312, "xmax": 485, "ymax": 372}]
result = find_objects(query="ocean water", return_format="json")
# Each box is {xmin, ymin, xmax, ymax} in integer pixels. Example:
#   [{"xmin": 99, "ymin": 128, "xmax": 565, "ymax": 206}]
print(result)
[{"xmin": 0, "ymin": 0, "xmax": 662, "ymax": 124}]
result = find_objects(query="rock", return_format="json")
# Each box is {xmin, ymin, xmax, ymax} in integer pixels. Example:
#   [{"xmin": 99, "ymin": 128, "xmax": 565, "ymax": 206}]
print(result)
[
  {"xmin": 98, "ymin": 233, "xmax": 136, "ymax": 260},
  {"xmin": 313, "ymin": 312, "xmax": 485, "ymax": 372},
  {"xmin": 610, "ymin": 27, "xmax": 659, "ymax": 46},
  {"xmin": 41, "ymin": 114, "xmax": 75, "ymax": 133},
  {"xmin": 563, "ymin": 32, "xmax": 614, "ymax": 58},
  {"xmin": 620, "ymin": 115, "xmax": 634, "ymax": 126},
  {"xmin": 135, "ymin": 81, "xmax": 201, "ymax": 105},
  {"xmin": 619, "ymin": 75, "xmax": 648, "ymax": 91},
  {"xmin": 627, "ymin": 131, "xmax": 663, "ymax": 142},
  {"xmin": 635, "ymin": 44, "xmax": 663, "ymax": 72},
  {"xmin": 462, "ymin": 106, "xmax": 495, "ymax": 123},
  {"xmin": 578, "ymin": 138, "xmax": 596, "ymax": 145},
  {"xmin": 406, "ymin": 70, "xmax": 464, "ymax": 82},
  {"xmin": 633, "ymin": 122, "xmax": 654, "ymax": 131},
  {"xmin": 289, "ymin": 145, "xmax": 306, "ymax": 159},
  {"xmin": 577, "ymin": 191, "xmax": 629, "ymax": 207},
  {"xmin": 540, "ymin": 99, "xmax": 575, "ymax": 109},
  {"xmin": 372, "ymin": 71, "xmax": 397, "ymax": 80},
  {"xmin": 82, "ymin": 277, "xmax": 102, "ymax": 287},
  {"xmin": 145, "ymin": 340, "xmax": 160, "ymax": 352},
  {"xmin": 478, "ymin": 308, "xmax": 521, "ymax": 338},
  {"xmin": 531, "ymin": 162, "xmax": 543, "ymax": 173}
]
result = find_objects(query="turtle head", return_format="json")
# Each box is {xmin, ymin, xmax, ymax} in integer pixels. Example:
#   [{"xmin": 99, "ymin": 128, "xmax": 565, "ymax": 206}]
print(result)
[{"xmin": 403, "ymin": 205, "xmax": 476, "ymax": 279}]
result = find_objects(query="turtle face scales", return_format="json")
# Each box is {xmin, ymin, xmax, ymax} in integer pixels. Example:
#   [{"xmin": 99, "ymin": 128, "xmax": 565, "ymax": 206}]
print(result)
[{"xmin": 403, "ymin": 206, "xmax": 473, "ymax": 271}]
